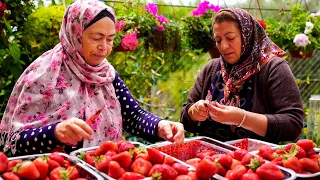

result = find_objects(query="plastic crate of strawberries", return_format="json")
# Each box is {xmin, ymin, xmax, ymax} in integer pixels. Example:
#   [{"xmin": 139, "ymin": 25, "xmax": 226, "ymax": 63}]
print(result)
[
  {"xmin": 0, "ymin": 152, "xmax": 103, "ymax": 180},
  {"xmin": 225, "ymin": 138, "xmax": 279, "ymax": 152},
  {"xmin": 70, "ymin": 140, "xmax": 210, "ymax": 180},
  {"xmin": 253, "ymin": 139, "xmax": 320, "ymax": 179},
  {"xmin": 150, "ymin": 136, "xmax": 297, "ymax": 180}
]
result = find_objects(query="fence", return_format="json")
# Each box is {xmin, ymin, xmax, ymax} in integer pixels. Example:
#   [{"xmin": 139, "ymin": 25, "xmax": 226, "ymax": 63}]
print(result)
[{"xmin": 126, "ymin": 50, "xmax": 320, "ymax": 122}]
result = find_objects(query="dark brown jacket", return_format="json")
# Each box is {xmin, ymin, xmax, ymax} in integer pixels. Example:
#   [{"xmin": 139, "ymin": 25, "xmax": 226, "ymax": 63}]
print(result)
[{"xmin": 180, "ymin": 57, "xmax": 304, "ymax": 143}]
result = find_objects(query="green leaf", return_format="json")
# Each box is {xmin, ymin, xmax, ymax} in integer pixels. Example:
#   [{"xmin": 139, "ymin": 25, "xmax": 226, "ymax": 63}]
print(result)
[{"xmin": 9, "ymin": 43, "xmax": 21, "ymax": 62}]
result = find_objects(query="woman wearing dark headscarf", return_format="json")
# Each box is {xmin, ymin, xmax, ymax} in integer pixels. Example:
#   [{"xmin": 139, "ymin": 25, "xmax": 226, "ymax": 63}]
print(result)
[
  {"xmin": 181, "ymin": 8, "xmax": 304, "ymax": 143},
  {"xmin": 0, "ymin": 0, "xmax": 184, "ymax": 156}
]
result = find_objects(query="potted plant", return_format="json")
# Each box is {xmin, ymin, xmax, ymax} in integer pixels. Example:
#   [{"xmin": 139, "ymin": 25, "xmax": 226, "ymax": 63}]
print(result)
[
  {"xmin": 265, "ymin": 5, "xmax": 320, "ymax": 59},
  {"xmin": 181, "ymin": 0, "xmax": 220, "ymax": 58},
  {"xmin": 138, "ymin": 3, "xmax": 180, "ymax": 52},
  {"xmin": 112, "ymin": 1, "xmax": 140, "ymax": 52}
]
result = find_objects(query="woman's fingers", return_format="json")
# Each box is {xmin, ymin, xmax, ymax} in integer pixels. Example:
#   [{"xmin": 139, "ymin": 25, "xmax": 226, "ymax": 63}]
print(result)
[
  {"xmin": 70, "ymin": 123, "xmax": 91, "ymax": 140},
  {"xmin": 55, "ymin": 118, "xmax": 94, "ymax": 145}
]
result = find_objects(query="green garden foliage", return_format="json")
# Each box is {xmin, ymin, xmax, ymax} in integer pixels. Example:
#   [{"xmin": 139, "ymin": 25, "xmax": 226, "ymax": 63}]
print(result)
[
  {"xmin": 22, "ymin": 5, "xmax": 65, "ymax": 60},
  {"xmin": 0, "ymin": 0, "xmax": 35, "ymax": 116}
]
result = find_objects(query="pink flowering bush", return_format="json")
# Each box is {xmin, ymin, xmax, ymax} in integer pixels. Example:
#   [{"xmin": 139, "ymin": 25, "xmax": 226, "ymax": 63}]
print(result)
[
  {"xmin": 182, "ymin": 1, "xmax": 220, "ymax": 52},
  {"xmin": 265, "ymin": 4, "xmax": 320, "ymax": 56},
  {"xmin": 121, "ymin": 32, "xmax": 139, "ymax": 51}
]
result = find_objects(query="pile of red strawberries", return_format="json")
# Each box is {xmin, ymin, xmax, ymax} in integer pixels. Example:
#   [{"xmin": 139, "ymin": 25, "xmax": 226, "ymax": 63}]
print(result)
[
  {"xmin": 257, "ymin": 139, "xmax": 319, "ymax": 174},
  {"xmin": 79, "ymin": 140, "xmax": 201, "ymax": 180},
  {"xmin": 0, "ymin": 152, "xmax": 89, "ymax": 180}
]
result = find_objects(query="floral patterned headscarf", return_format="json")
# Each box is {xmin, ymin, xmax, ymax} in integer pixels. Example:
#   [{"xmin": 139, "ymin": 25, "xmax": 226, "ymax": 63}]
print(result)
[
  {"xmin": 218, "ymin": 8, "xmax": 286, "ymax": 107},
  {"xmin": 0, "ymin": 0, "xmax": 122, "ymax": 154}
]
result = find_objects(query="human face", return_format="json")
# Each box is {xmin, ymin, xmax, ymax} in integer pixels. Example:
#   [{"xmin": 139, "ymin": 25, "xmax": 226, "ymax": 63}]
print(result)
[
  {"xmin": 82, "ymin": 17, "xmax": 115, "ymax": 66},
  {"xmin": 213, "ymin": 21, "xmax": 242, "ymax": 64}
]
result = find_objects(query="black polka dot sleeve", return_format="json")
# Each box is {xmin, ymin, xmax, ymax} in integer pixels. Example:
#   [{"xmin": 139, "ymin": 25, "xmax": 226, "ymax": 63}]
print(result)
[
  {"xmin": 16, "ymin": 122, "xmax": 63, "ymax": 155},
  {"xmin": 113, "ymin": 72, "xmax": 162, "ymax": 139}
]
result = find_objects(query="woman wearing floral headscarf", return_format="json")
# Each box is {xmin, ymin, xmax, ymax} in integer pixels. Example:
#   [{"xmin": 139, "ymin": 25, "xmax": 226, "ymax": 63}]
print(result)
[
  {"xmin": 181, "ymin": 8, "xmax": 304, "ymax": 143},
  {"xmin": 0, "ymin": 0, "xmax": 184, "ymax": 156}
]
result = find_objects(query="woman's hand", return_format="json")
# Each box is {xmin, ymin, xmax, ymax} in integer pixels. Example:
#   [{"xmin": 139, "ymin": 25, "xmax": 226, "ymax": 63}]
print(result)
[
  {"xmin": 188, "ymin": 100, "xmax": 209, "ymax": 121},
  {"xmin": 207, "ymin": 102, "xmax": 243, "ymax": 125},
  {"xmin": 157, "ymin": 120, "xmax": 184, "ymax": 145},
  {"xmin": 54, "ymin": 118, "xmax": 94, "ymax": 145}
]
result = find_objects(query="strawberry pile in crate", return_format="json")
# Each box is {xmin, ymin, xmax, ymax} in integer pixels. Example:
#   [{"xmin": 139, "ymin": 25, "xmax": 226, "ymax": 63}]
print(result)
[
  {"xmin": 0, "ymin": 152, "xmax": 102, "ymax": 180},
  {"xmin": 255, "ymin": 139, "xmax": 320, "ymax": 179},
  {"xmin": 153, "ymin": 136, "xmax": 296, "ymax": 180},
  {"xmin": 72, "ymin": 140, "xmax": 205, "ymax": 180}
]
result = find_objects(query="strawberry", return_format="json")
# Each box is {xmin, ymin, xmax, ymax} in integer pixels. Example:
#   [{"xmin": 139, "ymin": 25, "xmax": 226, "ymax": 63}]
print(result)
[
  {"xmin": 50, "ymin": 167, "xmax": 70, "ymax": 180},
  {"xmin": 48, "ymin": 159, "xmax": 61, "ymax": 171},
  {"xmin": 130, "ymin": 158, "xmax": 152, "ymax": 176},
  {"xmin": 95, "ymin": 155, "xmax": 112, "ymax": 174},
  {"xmin": 256, "ymin": 163, "xmax": 284, "ymax": 179},
  {"xmin": 216, "ymin": 154, "xmax": 233, "ymax": 169},
  {"xmin": 230, "ymin": 158, "xmax": 242, "ymax": 169},
  {"xmin": 195, "ymin": 158, "xmax": 217, "ymax": 179},
  {"xmin": 147, "ymin": 147, "xmax": 164, "ymax": 164},
  {"xmin": 174, "ymin": 175, "xmax": 193, "ymax": 180},
  {"xmin": 225, "ymin": 170, "xmax": 232, "ymax": 179},
  {"xmin": 309, "ymin": 154, "xmax": 319, "ymax": 162},
  {"xmin": 121, "ymin": 172, "xmax": 145, "ymax": 180},
  {"xmin": 307, "ymin": 148, "xmax": 316, "ymax": 157},
  {"xmin": 0, "ymin": 152, "xmax": 8, "ymax": 173},
  {"xmin": 108, "ymin": 161, "xmax": 126, "ymax": 179},
  {"xmin": 67, "ymin": 166, "xmax": 79, "ymax": 180},
  {"xmin": 215, "ymin": 162, "xmax": 227, "ymax": 176},
  {"xmin": 33, "ymin": 156, "xmax": 49, "ymax": 179},
  {"xmin": 283, "ymin": 156, "xmax": 303, "ymax": 173},
  {"xmin": 241, "ymin": 169, "xmax": 261, "ymax": 180},
  {"xmin": 149, "ymin": 164, "xmax": 178, "ymax": 180},
  {"xmin": 229, "ymin": 164, "xmax": 247, "ymax": 180},
  {"xmin": 81, "ymin": 151, "xmax": 95, "ymax": 166},
  {"xmin": 241, "ymin": 153, "xmax": 254, "ymax": 166},
  {"xmin": 13, "ymin": 161, "xmax": 40, "ymax": 179},
  {"xmin": 295, "ymin": 146, "xmax": 307, "ymax": 159},
  {"xmin": 233, "ymin": 149, "xmax": 248, "ymax": 161},
  {"xmin": 6, "ymin": 159, "xmax": 22, "ymax": 172},
  {"xmin": 111, "ymin": 151, "xmax": 132, "ymax": 168},
  {"xmin": 196, "ymin": 149, "xmax": 215, "ymax": 160},
  {"xmin": 185, "ymin": 158, "xmax": 201, "ymax": 168},
  {"xmin": 271, "ymin": 156, "xmax": 283, "ymax": 166},
  {"xmin": 187, "ymin": 171, "xmax": 199, "ymax": 180},
  {"xmin": 2, "ymin": 172, "xmax": 20, "ymax": 180},
  {"xmin": 95, "ymin": 141, "xmax": 118, "ymax": 156},
  {"xmin": 247, "ymin": 157, "xmax": 265, "ymax": 171},
  {"xmin": 164, "ymin": 156, "xmax": 176, "ymax": 166},
  {"xmin": 172, "ymin": 163, "xmax": 189, "ymax": 175},
  {"xmin": 105, "ymin": 150, "xmax": 117, "ymax": 157},
  {"xmin": 299, "ymin": 157, "xmax": 319, "ymax": 173},
  {"xmin": 117, "ymin": 140, "xmax": 135, "ymax": 152},
  {"xmin": 296, "ymin": 139, "xmax": 315, "ymax": 152},
  {"xmin": 284, "ymin": 143, "xmax": 294, "ymax": 152},
  {"xmin": 258, "ymin": 145, "xmax": 274, "ymax": 161},
  {"xmin": 49, "ymin": 153, "xmax": 65, "ymax": 166}
]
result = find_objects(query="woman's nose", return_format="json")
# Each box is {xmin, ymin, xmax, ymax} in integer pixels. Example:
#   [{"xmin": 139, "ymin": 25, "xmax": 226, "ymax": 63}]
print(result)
[
  {"xmin": 98, "ymin": 41, "xmax": 108, "ymax": 51},
  {"xmin": 221, "ymin": 41, "xmax": 229, "ymax": 50}
]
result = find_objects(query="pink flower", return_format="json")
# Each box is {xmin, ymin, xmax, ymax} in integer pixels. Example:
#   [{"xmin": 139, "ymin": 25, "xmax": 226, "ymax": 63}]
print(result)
[
  {"xmin": 156, "ymin": 15, "xmax": 168, "ymax": 24},
  {"xmin": 293, "ymin": 34, "xmax": 309, "ymax": 47},
  {"xmin": 191, "ymin": 1, "xmax": 220, "ymax": 17},
  {"xmin": 116, "ymin": 20, "xmax": 126, "ymax": 32},
  {"xmin": 155, "ymin": 25, "xmax": 165, "ymax": 31},
  {"xmin": 42, "ymin": 89, "xmax": 54, "ymax": 100},
  {"xmin": 121, "ymin": 33, "xmax": 139, "ymax": 51},
  {"xmin": 0, "ymin": 2, "xmax": 7, "ymax": 17},
  {"xmin": 144, "ymin": 3, "xmax": 158, "ymax": 16}
]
